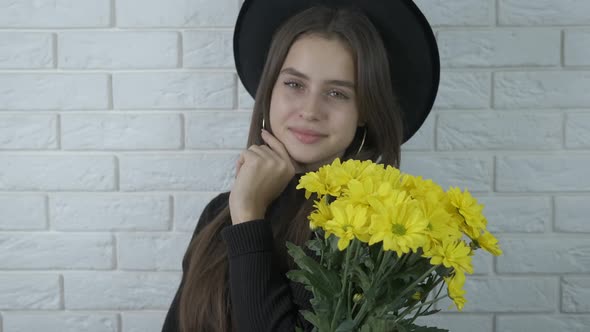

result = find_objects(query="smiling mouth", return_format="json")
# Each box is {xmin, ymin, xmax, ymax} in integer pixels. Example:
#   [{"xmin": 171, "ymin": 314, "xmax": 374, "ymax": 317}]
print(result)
[{"xmin": 290, "ymin": 129, "xmax": 325, "ymax": 144}]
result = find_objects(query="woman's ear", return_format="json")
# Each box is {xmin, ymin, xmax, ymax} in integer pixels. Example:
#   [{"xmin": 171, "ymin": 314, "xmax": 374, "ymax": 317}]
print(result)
[{"xmin": 358, "ymin": 116, "xmax": 367, "ymax": 127}]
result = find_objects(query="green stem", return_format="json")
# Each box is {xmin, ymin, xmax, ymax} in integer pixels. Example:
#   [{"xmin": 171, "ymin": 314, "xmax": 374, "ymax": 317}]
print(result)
[
  {"xmin": 347, "ymin": 241, "xmax": 361, "ymax": 318},
  {"xmin": 375, "ymin": 250, "xmax": 392, "ymax": 281},
  {"xmin": 408, "ymin": 277, "xmax": 444, "ymax": 325},
  {"xmin": 381, "ymin": 252, "xmax": 407, "ymax": 281},
  {"xmin": 376, "ymin": 246, "xmax": 384, "ymax": 265},
  {"xmin": 393, "ymin": 294, "xmax": 447, "ymax": 324},
  {"xmin": 353, "ymin": 247, "xmax": 393, "ymax": 327},
  {"xmin": 326, "ymin": 234, "xmax": 332, "ymax": 270},
  {"xmin": 331, "ymin": 239, "xmax": 354, "ymax": 331},
  {"xmin": 389, "ymin": 264, "xmax": 440, "ymax": 309},
  {"xmin": 393, "ymin": 251, "xmax": 412, "ymax": 273},
  {"xmin": 353, "ymin": 302, "xmax": 370, "ymax": 328},
  {"xmin": 315, "ymin": 231, "xmax": 325, "ymax": 266},
  {"xmin": 346, "ymin": 283, "xmax": 351, "ymax": 320},
  {"xmin": 351, "ymin": 300, "xmax": 360, "ymax": 316}
]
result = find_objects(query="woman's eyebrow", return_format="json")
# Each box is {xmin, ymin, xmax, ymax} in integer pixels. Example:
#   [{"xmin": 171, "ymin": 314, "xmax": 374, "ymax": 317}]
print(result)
[
  {"xmin": 280, "ymin": 67, "xmax": 355, "ymax": 89},
  {"xmin": 280, "ymin": 67, "xmax": 307, "ymax": 79}
]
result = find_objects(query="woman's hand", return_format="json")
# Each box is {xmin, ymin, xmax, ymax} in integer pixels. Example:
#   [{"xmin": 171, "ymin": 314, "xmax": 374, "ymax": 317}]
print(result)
[{"xmin": 229, "ymin": 128, "xmax": 304, "ymax": 225}]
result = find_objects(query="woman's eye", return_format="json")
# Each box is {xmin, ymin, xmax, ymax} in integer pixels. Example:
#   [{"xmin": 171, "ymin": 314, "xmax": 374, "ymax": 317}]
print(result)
[
  {"xmin": 329, "ymin": 90, "xmax": 348, "ymax": 100},
  {"xmin": 284, "ymin": 81, "xmax": 302, "ymax": 89}
]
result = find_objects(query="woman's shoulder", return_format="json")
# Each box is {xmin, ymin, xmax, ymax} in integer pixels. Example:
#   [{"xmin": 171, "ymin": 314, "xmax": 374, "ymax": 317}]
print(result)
[
  {"xmin": 204, "ymin": 191, "xmax": 230, "ymax": 214},
  {"xmin": 181, "ymin": 191, "xmax": 230, "ymax": 272},
  {"xmin": 194, "ymin": 191, "xmax": 230, "ymax": 233}
]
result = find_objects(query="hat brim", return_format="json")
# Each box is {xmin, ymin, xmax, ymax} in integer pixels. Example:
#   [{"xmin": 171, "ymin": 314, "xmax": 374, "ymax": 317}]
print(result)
[{"xmin": 233, "ymin": 0, "xmax": 440, "ymax": 143}]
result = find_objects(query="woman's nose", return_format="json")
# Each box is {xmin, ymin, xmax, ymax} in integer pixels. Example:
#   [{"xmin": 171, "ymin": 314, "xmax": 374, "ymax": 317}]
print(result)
[{"xmin": 299, "ymin": 94, "xmax": 322, "ymax": 120}]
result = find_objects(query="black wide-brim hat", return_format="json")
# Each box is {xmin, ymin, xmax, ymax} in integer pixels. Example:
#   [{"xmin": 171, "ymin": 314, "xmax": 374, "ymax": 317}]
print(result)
[{"xmin": 233, "ymin": 0, "xmax": 440, "ymax": 143}]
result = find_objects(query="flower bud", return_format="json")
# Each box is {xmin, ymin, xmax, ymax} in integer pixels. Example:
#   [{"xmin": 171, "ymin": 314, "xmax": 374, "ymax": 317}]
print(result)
[
  {"xmin": 353, "ymin": 293, "xmax": 363, "ymax": 303},
  {"xmin": 411, "ymin": 291, "xmax": 422, "ymax": 300}
]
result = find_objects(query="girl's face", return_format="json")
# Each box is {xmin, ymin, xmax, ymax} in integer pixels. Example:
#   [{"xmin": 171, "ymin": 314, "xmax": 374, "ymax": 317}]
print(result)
[{"xmin": 269, "ymin": 34, "xmax": 362, "ymax": 173}]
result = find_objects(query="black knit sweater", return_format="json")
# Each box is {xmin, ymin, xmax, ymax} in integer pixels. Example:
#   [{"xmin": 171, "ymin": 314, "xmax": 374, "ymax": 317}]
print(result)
[{"xmin": 161, "ymin": 174, "xmax": 315, "ymax": 332}]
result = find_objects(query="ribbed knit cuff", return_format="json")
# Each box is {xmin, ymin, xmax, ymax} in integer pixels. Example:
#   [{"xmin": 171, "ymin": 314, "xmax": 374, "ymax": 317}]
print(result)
[{"xmin": 221, "ymin": 219, "xmax": 274, "ymax": 258}]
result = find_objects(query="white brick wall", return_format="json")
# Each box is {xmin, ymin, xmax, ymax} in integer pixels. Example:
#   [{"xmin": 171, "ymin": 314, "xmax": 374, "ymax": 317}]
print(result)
[{"xmin": 0, "ymin": 1, "xmax": 589, "ymax": 331}]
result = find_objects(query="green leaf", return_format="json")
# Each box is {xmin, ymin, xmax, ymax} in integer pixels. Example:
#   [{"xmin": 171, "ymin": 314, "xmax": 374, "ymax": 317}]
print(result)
[
  {"xmin": 402, "ymin": 323, "xmax": 449, "ymax": 332},
  {"xmin": 286, "ymin": 269, "xmax": 339, "ymax": 298},
  {"xmin": 359, "ymin": 318, "xmax": 390, "ymax": 332},
  {"xmin": 360, "ymin": 324, "xmax": 372, "ymax": 332},
  {"xmin": 327, "ymin": 234, "xmax": 341, "ymax": 253},
  {"xmin": 302, "ymin": 310, "xmax": 331, "ymax": 331},
  {"xmin": 419, "ymin": 309, "xmax": 441, "ymax": 316},
  {"xmin": 285, "ymin": 270, "xmax": 312, "ymax": 287},
  {"xmin": 301, "ymin": 237, "xmax": 344, "ymax": 272},
  {"xmin": 363, "ymin": 257, "xmax": 375, "ymax": 271},
  {"xmin": 335, "ymin": 320, "xmax": 356, "ymax": 332},
  {"xmin": 306, "ymin": 238, "xmax": 324, "ymax": 253},
  {"xmin": 286, "ymin": 242, "xmax": 342, "ymax": 299},
  {"xmin": 412, "ymin": 326, "xmax": 449, "ymax": 332},
  {"xmin": 300, "ymin": 310, "xmax": 320, "ymax": 327},
  {"xmin": 287, "ymin": 242, "xmax": 340, "ymax": 284},
  {"xmin": 372, "ymin": 297, "xmax": 405, "ymax": 319},
  {"xmin": 352, "ymin": 264, "xmax": 372, "ymax": 292},
  {"xmin": 286, "ymin": 241, "xmax": 315, "ymax": 273}
]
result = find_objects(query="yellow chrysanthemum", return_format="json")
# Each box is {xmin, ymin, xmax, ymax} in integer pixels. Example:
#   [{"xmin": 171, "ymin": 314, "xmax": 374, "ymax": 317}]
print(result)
[
  {"xmin": 338, "ymin": 158, "xmax": 382, "ymax": 183},
  {"xmin": 400, "ymin": 173, "xmax": 419, "ymax": 191},
  {"xmin": 406, "ymin": 176, "xmax": 446, "ymax": 203},
  {"xmin": 324, "ymin": 202, "xmax": 370, "ymax": 250},
  {"xmin": 426, "ymin": 239, "xmax": 474, "ymax": 275},
  {"xmin": 308, "ymin": 196, "xmax": 332, "ymax": 231},
  {"xmin": 446, "ymin": 187, "xmax": 487, "ymax": 239},
  {"xmin": 368, "ymin": 191, "xmax": 429, "ymax": 256},
  {"xmin": 342, "ymin": 178, "xmax": 376, "ymax": 206},
  {"xmin": 296, "ymin": 171, "xmax": 326, "ymax": 199},
  {"xmin": 476, "ymin": 231, "xmax": 503, "ymax": 256},
  {"xmin": 418, "ymin": 194, "xmax": 463, "ymax": 253},
  {"xmin": 381, "ymin": 165, "xmax": 403, "ymax": 190},
  {"xmin": 294, "ymin": 158, "xmax": 500, "ymax": 314},
  {"xmin": 367, "ymin": 182, "xmax": 399, "ymax": 214},
  {"xmin": 323, "ymin": 158, "xmax": 351, "ymax": 190},
  {"xmin": 343, "ymin": 178, "xmax": 397, "ymax": 217},
  {"xmin": 296, "ymin": 162, "xmax": 346, "ymax": 199},
  {"xmin": 444, "ymin": 270, "xmax": 467, "ymax": 311}
]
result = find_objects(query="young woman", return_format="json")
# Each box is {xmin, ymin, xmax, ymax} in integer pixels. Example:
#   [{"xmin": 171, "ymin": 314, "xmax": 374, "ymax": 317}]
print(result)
[{"xmin": 162, "ymin": 1, "xmax": 439, "ymax": 331}]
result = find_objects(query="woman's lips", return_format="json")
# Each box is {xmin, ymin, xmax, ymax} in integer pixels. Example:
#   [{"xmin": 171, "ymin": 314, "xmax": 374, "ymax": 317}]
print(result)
[{"xmin": 290, "ymin": 128, "xmax": 325, "ymax": 144}]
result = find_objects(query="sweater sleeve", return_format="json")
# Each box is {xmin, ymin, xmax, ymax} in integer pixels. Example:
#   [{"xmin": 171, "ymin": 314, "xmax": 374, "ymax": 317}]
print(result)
[
  {"xmin": 220, "ymin": 219, "xmax": 313, "ymax": 332},
  {"xmin": 161, "ymin": 192, "xmax": 229, "ymax": 332}
]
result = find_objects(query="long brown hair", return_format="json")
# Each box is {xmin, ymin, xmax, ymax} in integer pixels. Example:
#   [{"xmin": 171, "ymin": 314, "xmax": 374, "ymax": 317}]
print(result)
[{"xmin": 179, "ymin": 5, "xmax": 405, "ymax": 331}]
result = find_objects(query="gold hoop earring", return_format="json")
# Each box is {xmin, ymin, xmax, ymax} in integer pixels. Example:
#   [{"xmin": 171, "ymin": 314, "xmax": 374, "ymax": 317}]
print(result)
[{"xmin": 355, "ymin": 126, "xmax": 367, "ymax": 157}]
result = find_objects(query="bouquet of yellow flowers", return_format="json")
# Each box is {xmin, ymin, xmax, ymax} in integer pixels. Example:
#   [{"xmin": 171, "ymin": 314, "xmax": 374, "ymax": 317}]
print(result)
[{"xmin": 286, "ymin": 158, "xmax": 502, "ymax": 332}]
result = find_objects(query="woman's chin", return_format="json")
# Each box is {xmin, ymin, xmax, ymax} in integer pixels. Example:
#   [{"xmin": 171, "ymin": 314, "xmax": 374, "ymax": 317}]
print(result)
[
  {"xmin": 286, "ymin": 151, "xmax": 316, "ymax": 168},
  {"xmin": 284, "ymin": 142, "xmax": 341, "ymax": 171},
  {"xmin": 289, "ymin": 154, "xmax": 315, "ymax": 166},
  {"xmin": 291, "ymin": 154, "xmax": 329, "ymax": 173}
]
